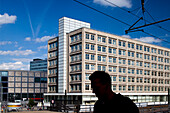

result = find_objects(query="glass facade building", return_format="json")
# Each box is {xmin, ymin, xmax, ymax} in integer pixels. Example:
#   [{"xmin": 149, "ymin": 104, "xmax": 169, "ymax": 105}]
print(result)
[
  {"xmin": 30, "ymin": 58, "xmax": 47, "ymax": 72},
  {"xmin": 0, "ymin": 70, "xmax": 47, "ymax": 102}
]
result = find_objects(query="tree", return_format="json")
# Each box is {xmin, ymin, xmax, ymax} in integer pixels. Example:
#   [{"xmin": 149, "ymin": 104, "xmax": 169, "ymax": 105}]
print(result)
[{"xmin": 28, "ymin": 99, "xmax": 35, "ymax": 107}]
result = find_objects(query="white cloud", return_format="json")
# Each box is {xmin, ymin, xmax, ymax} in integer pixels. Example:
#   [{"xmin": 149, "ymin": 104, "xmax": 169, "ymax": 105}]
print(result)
[
  {"xmin": 25, "ymin": 37, "xmax": 31, "ymax": 41},
  {"xmin": 12, "ymin": 58, "xmax": 32, "ymax": 62},
  {"xmin": 134, "ymin": 37, "xmax": 161, "ymax": 43},
  {"xmin": 35, "ymin": 35, "xmax": 55, "ymax": 42},
  {"xmin": 0, "ymin": 41, "xmax": 12, "ymax": 45},
  {"xmin": 0, "ymin": 50, "xmax": 35, "ymax": 56},
  {"xmin": 121, "ymin": 35, "xmax": 131, "ymax": 39},
  {"xmin": 93, "ymin": 0, "xmax": 132, "ymax": 8},
  {"xmin": 0, "ymin": 13, "xmax": 17, "ymax": 25},
  {"xmin": 0, "ymin": 62, "xmax": 29, "ymax": 70},
  {"xmin": 38, "ymin": 45, "xmax": 47, "ymax": 50}
]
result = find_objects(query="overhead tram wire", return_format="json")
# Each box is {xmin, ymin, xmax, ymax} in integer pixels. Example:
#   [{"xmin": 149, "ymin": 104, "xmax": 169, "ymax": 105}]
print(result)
[
  {"xmin": 104, "ymin": 0, "xmax": 170, "ymax": 33},
  {"xmin": 73, "ymin": 0, "xmax": 130, "ymax": 26},
  {"xmin": 73, "ymin": 0, "xmax": 170, "ymax": 44}
]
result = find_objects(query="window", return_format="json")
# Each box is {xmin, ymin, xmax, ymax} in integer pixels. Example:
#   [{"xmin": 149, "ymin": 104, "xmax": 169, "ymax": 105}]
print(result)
[
  {"xmin": 86, "ymin": 44, "xmax": 89, "ymax": 49},
  {"xmin": 112, "ymin": 76, "xmax": 116, "ymax": 81},
  {"xmin": 98, "ymin": 46, "xmax": 101, "ymax": 51},
  {"xmin": 86, "ymin": 34, "xmax": 89, "ymax": 39},
  {"xmin": 98, "ymin": 56, "xmax": 101, "ymax": 61},
  {"xmin": 165, "ymin": 58, "xmax": 169, "ymax": 63},
  {"xmin": 144, "ymin": 70, "xmax": 150, "ymax": 75},
  {"xmin": 165, "ymin": 65, "xmax": 169, "ymax": 70},
  {"xmin": 112, "ymin": 85, "xmax": 116, "ymax": 91},
  {"xmin": 98, "ymin": 36, "xmax": 101, "ymax": 42},
  {"xmin": 144, "ymin": 62, "xmax": 150, "ymax": 68},
  {"xmin": 119, "ymin": 67, "xmax": 126, "ymax": 73},
  {"xmin": 119, "ymin": 50, "xmax": 126, "ymax": 56},
  {"xmin": 151, "ymin": 48, "xmax": 157, "ymax": 53},
  {"xmin": 119, "ymin": 76, "xmax": 126, "ymax": 82},
  {"xmin": 108, "ymin": 67, "xmax": 117, "ymax": 72},
  {"xmin": 128, "ymin": 60, "xmax": 134, "ymax": 66},
  {"xmin": 108, "ymin": 38, "xmax": 116, "ymax": 45},
  {"xmin": 128, "ymin": 68, "xmax": 135, "ymax": 74},
  {"xmin": 91, "ymin": 54, "xmax": 95, "ymax": 60},
  {"xmin": 165, "ymin": 51, "xmax": 169, "ymax": 56},
  {"xmin": 158, "ymin": 49, "xmax": 163, "ymax": 55},
  {"xmin": 136, "ymin": 53, "xmax": 143, "ymax": 59},
  {"xmin": 137, "ymin": 69, "xmax": 143, "ymax": 75},
  {"xmin": 108, "ymin": 57, "xmax": 116, "ymax": 63},
  {"xmin": 70, "ymin": 34, "xmax": 82, "ymax": 42},
  {"xmin": 108, "ymin": 48, "xmax": 116, "ymax": 54},
  {"xmin": 85, "ymin": 84, "xmax": 90, "ymax": 90},
  {"xmin": 102, "ymin": 46, "xmax": 106, "ymax": 52},
  {"xmin": 158, "ymin": 57, "xmax": 163, "ymax": 62},
  {"xmin": 136, "ymin": 61, "xmax": 142, "ymax": 67},
  {"xmin": 152, "ymin": 56, "xmax": 157, "ymax": 61},
  {"xmin": 85, "ymin": 64, "xmax": 89, "ymax": 70},
  {"xmin": 119, "ymin": 59, "xmax": 126, "ymax": 64},
  {"xmin": 91, "ymin": 45, "xmax": 95, "ymax": 50},
  {"xmin": 144, "ymin": 54, "xmax": 150, "ymax": 60},
  {"xmin": 98, "ymin": 45, "xmax": 106, "ymax": 52},
  {"xmin": 128, "ymin": 51, "xmax": 134, "ymax": 57},
  {"xmin": 128, "ymin": 43, "xmax": 134, "ymax": 49},
  {"xmin": 85, "ymin": 74, "xmax": 90, "ymax": 80},
  {"xmin": 86, "ymin": 54, "xmax": 89, "ymax": 60},
  {"xmin": 91, "ymin": 35, "xmax": 95, "ymax": 40},
  {"xmin": 98, "ymin": 36, "xmax": 106, "ymax": 43},
  {"xmin": 136, "ymin": 45, "xmax": 142, "ymax": 50},
  {"xmin": 144, "ymin": 46, "xmax": 150, "ymax": 52},
  {"xmin": 119, "ymin": 41, "xmax": 126, "ymax": 47}
]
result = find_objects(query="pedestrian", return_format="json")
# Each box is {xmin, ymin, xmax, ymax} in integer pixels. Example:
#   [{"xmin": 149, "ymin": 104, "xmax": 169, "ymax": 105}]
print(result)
[{"xmin": 89, "ymin": 71, "xmax": 139, "ymax": 113}]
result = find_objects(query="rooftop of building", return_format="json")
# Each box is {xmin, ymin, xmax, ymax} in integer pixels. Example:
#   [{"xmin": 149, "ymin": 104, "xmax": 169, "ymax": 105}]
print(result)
[{"xmin": 68, "ymin": 27, "xmax": 170, "ymax": 51}]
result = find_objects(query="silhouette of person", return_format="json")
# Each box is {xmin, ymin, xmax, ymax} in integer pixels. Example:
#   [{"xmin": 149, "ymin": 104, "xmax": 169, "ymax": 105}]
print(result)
[{"xmin": 89, "ymin": 71, "xmax": 139, "ymax": 113}]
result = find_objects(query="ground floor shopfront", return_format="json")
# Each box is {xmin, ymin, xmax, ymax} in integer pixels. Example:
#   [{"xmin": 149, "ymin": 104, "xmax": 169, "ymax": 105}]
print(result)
[{"xmin": 44, "ymin": 93, "xmax": 168, "ymax": 105}]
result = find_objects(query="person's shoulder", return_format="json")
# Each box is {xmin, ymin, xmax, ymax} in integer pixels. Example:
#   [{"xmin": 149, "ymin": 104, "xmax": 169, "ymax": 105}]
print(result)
[
  {"xmin": 114, "ymin": 93, "xmax": 139, "ymax": 113},
  {"xmin": 115, "ymin": 93, "xmax": 132, "ymax": 103}
]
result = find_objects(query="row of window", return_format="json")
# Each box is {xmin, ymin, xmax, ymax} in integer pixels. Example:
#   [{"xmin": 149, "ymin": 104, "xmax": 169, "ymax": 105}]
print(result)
[
  {"xmin": 48, "ymin": 60, "xmax": 57, "ymax": 67},
  {"xmin": 71, "ymin": 44, "xmax": 82, "ymax": 52},
  {"xmin": 84, "ymin": 33, "xmax": 169, "ymax": 56},
  {"xmin": 49, "ymin": 86, "xmax": 56, "ymax": 92},
  {"xmin": 85, "ymin": 54, "xmax": 169, "ymax": 69},
  {"xmin": 49, "ymin": 51, "xmax": 57, "ymax": 58},
  {"xmin": 71, "ymin": 54, "xmax": 82, "ymax": 62},
  {"xmin": 84, "ymin": 64, "xmax": 170, "ymax": 72},
  {"xmin": 70, "ymin": 64, "xmax": 82, "ymax": 72},
  {"xmin": 48, "ymin": 69, "xmax": 57, "ymax": 75},
  {"xmin": 48, "ymin": 77, "xmax": 56, "ymax": 83},
  {"xmin": 70, "ymin": 43, "xmax": 170, "ymax": 60},
  {"xmin": 49, "ymin": 42, "xmax": 57, "ymax": 49},
  {"xmin": 71, "ymin": 34, "xmax": 82, "ymax": 43},
  {"xmin": 85, "ymin": 84, "xmax": 169, "ymax": 92}
]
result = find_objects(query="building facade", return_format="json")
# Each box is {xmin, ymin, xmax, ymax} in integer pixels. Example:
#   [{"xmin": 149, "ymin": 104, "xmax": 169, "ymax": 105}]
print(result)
[
  {"xmin": 30, "ymin": 58, "xmax": 47, "ymax": 72},
  {"xmin": 47, "ymin": 37, "xmax": 58, "ymax": 93},
  {"xmin": 67, "ymin": 27, "xmax": 170, "ymax": 104},
  {"xmin": 0, "ymin": 70, "xmax": 47, "ymax": 102},
  {"xmin": 44, "ymin": 17, "xmax": 170, "ymax": 105}
]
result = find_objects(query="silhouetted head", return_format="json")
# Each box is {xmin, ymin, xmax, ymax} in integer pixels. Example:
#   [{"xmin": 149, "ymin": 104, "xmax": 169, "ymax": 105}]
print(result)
[{"xmin": 89, "ymin": 71, "xmax": 111, "ymax": 99}]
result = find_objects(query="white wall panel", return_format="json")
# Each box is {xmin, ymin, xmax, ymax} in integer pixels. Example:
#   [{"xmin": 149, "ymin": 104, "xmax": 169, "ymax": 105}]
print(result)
[{"xmin": 58, "ymin": 17, "xmax": 90, "ymax": 93}]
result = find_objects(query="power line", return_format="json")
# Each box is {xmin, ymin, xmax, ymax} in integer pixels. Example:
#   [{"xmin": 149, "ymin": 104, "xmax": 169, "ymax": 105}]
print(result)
[
  {"xmin": 73, "ymin": 0, "xmax": 131, "ymax": 26},
  {"xmin": 73, "ymin": 0, "xmax": 170, "ymax": 44},
  {"xmin": 104, "ymin": 0, "xmax": 170, "ymax": 33}
]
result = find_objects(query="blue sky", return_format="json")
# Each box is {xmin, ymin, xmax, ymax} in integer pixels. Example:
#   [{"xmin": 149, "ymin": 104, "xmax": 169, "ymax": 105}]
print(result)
[{"xmin": 0, "ymin": 0, "xmax": 170, "ymax": 70}]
